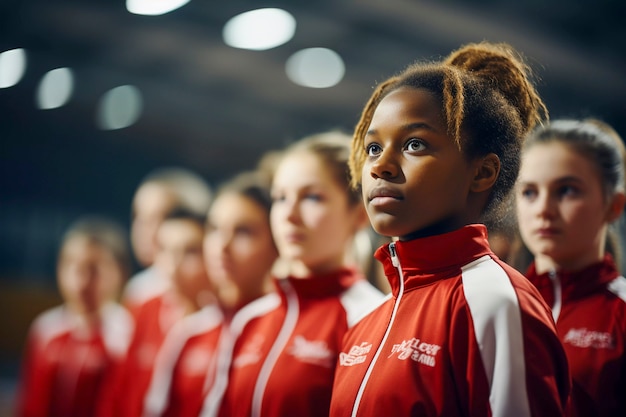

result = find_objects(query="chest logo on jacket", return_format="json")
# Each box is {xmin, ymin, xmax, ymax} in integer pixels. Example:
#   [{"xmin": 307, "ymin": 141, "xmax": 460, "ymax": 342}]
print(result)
[
  {"xmin": 388, "ymin": 337, "xmax": 441, "ymax": 367},
  {"xmin": 563, "ymin": 328, "xmax": 614, "ymax": 349},
  {"xmin": 339, "ymin": 342, "xmax": 372, "ymax": 366},
  {"xmin": 288, "ymin": 335, "xmax": 334, "ymax": 368},
  {"xmin": 233, "ymin": 334, "xmax": 265, "ymax": 368}
]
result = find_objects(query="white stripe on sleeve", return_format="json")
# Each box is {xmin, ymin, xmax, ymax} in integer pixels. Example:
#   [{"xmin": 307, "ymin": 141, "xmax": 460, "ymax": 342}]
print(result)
[{"xmin": 462, "ymin": 255, "xmax": 531, "ymax": 417}]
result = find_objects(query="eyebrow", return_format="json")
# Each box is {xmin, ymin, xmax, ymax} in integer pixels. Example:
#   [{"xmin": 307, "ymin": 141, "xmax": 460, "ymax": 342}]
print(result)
[
  {"xmin": 518, "ymin": 175, "xmax": 585, "ymax": 186},
  {"xmin": 366, "ymin": 122, "xmax": 435, "ymax": 137}
]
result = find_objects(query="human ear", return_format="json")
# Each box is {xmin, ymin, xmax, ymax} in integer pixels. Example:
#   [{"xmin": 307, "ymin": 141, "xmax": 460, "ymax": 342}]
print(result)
[
  {"xmin": 606, "ymin": 191, "xmax": 626, "ymax": 223},
  {"xmin": 470, "ymin": 153, "xmax": 500, "ymax": 193}
]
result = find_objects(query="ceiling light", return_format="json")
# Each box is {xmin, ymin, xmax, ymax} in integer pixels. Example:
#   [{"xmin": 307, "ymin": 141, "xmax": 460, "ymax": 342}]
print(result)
[
  {"xmin": 223, "ymin": 8, "xmax": 296, "ymax": 51},
  {"xmin": 36, "ymin": 68, "xmax": 74, "ymax": 110},
  {"xmin": 96, "ymin": 85, "xmax": 143, "ymax": 130},
  {"xmin": 285, "ymin": 48, "xmax": 345, "ymax": 88},
  {"xmin": 126, "ymin": 0, "xmax": 191, "ymax": 16},
  {"xmin": 0, "ymin": 48, "xmax": 27, "ymax": 89}
]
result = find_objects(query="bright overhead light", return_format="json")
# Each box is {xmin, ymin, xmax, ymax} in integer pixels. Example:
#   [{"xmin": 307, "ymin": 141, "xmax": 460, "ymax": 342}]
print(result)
[
  {"xmin": 36, "ymin": 68, "xmax": 74, "ymax": 110},
  {"xmin": 223, "ymin": 8, "xmax": 296, "ymax": 51},
  {"xmin": 96, "ymin": 85, "xmax": 143, "ymax": 130},
  {"xmin": 0, "ymin": 48, "xmax": 27, "ymax": 89},
  {"xmin": 126, "ymin": 0, "xmax": 191, "ymax": 16},
  {"xmin": 285, "ymin": 48, "xmax": 345, "ymax": 88}
]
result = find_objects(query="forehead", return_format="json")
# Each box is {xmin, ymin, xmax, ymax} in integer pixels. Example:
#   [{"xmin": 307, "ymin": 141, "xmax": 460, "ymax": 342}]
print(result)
[
  {"xmin": 273, "ymin": 151, "xmax": 337, "ymax": 188},
  {"xmin": 520, "ymin": 142, "xmax": 599, "ymax": 181},
  {"xmin": 60, "ymin": 235, "xmax": 110, "ymax": 261},
  {"xmin": 211, "ymin": 192, "xmax": 265, "ymax": 220},
  {"xmin": 370, "ymin": 87, "xmax": 445, "ymax": 129},
  {"xmin": 133, "ymin": 182, "xmax": 176, "ymax": 215},
  {"xmin": 158, "ymin": 218, "xmax": 203, "ymax": 243}
]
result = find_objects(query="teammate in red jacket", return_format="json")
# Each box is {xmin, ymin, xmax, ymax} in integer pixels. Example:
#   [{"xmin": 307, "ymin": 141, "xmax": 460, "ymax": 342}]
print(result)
[
  {"xmin": 143, "ymin": 171, "xmax": 279, "ymax": 417},
  {"xmin": 123, "ymin": 167, "xmax": 212, "ymax": 320},
  {"xmin": 15, "ymin": 217, "xmax": 133, "ymax": 417},
  {"xmin": 516, "ymin": 119, "xmax": 626, "ymax": 416},
  {"xmin": 106, "ymin": 208, "xmax": 213, "ymax": 417},
  {"xmin": 203, "ymin": 132, "xmax": 384, "ymax": 417},
  {"xmin": 329, "ymin": 42, "xmax": 571, "ymax": 417}
]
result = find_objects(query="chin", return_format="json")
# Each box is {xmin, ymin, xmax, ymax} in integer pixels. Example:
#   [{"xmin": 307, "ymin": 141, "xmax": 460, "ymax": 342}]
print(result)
[{"xmin": 370, "ymin": 223, "xmax": 404, "ymax": 239}]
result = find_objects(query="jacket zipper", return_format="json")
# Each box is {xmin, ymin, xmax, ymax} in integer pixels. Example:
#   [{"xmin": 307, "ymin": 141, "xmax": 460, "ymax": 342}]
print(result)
[
  {"xmin": 251, "ymin": 279, "xmax": 299, "ymax": 417},
  {"xmin": 350, "ymin": 241, "xmax": 405, "ymax": 417},
  {"xmin": 548, "ymin": 269, "xmax": 562, "ymax": 323}
]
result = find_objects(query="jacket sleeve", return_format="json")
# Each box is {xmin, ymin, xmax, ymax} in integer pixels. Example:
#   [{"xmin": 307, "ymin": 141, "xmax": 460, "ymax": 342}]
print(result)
[
  {"xmin": 455, "ymin": 262, "xmax": 570, "ymax": 417},
  {"xmin": 15, "ymin": 327, "xmax": 55, "ymax": 417}
]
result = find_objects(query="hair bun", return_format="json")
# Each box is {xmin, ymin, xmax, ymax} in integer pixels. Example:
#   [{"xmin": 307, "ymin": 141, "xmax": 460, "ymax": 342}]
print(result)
[{"xmin": 444, "ymin": 42, "xmax": 548, "ymax": 133}]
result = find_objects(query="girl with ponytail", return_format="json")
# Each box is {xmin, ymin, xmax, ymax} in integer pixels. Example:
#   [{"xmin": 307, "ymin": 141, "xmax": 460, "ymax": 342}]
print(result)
[{"xmin": 329, "ymin": 42, "xmax": 570, "ymax": 417}]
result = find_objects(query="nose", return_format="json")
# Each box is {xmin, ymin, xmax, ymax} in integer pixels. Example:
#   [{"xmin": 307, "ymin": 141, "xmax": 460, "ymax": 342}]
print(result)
[
  {"xmin": 283, "ymin": 198, "xmax": 302, "ymax": 224},
  {"xmin": 535, "ymin": 190, "xmax": 557, "ymax": 220},
  {"xmin": 217, "ymin": 232, "xmax": 233, "ymax": 255},
  {"xmin": 369, "ymin": 147, "xmax": 399, "ymax": 179}
]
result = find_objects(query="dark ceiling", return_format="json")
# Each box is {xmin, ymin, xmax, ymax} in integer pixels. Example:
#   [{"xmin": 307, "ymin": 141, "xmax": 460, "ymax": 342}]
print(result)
[{"xmin": 1, "ymin": 0, "xmax": 625, "ymax": 278}]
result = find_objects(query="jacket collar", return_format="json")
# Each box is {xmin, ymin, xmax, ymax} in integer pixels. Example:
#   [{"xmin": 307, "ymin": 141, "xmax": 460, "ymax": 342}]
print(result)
[
  {"xmin": 375, "ymin": 224, "xmax": 493, "ymax": 296},
  {"xmin": 526, "ymin": 254, "xmax": 620, "ymax": 302},
  {"xmin": 274, "ymin": 267, "xmax": 362, "ymax": 299}
]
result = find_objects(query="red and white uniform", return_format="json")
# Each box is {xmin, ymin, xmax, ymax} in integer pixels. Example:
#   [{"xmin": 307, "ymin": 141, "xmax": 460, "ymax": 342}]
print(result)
[
  {"xmin": 15, "ymin": 303, "xmax": 133, "ymax": 417},
  {"xmin": 330, "ymin": 225, "xmax": 570, "ymax": 417},
  {"xmin": 122, "ymin": 266, "xmax": 170, "ymax": 319},
  {"xmin": 526, "ymin": 254, "xmax": 626, "ymax": 417},
  {"xmin": 107, "ymin": 291, "xmax": 187, "ymax": 417},
  {"xmin": 203, "ymin": 268, "xmax": 383, "ymax": 417},
  {"xmin": 142, "ymin": 303, "xmax": 224, "ymax": 417}
]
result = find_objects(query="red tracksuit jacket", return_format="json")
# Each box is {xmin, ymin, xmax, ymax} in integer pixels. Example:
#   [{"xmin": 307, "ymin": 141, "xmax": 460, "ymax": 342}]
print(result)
[
  {"xmin": 526, "ymin": 255, "xmax": 626, "ymax": 417},
  {"xmin": 142, "ymin": 303, "xmax": 224, "ymax": 417},
  {"xmin": 105, "ymin": 292, "xmax": 187, "ymax": 417},
  {"xmin": 203, "ymin": 268, "xmax": 384, "ymax": 417},
  {"xmin": 329, "ymin": 225, "xmax": 571, "ymax": 417},
  {"xmin": 15, "ymin": 303, "xmax": 133, "ymax": 417}
]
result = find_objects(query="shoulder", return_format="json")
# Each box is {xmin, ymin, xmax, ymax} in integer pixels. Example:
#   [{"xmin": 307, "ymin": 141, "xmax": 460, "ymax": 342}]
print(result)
[
  {"xmin": 340, "ymin": 280, "xmax": 387, "ymax": 327},
  {"xmin": 461, "ymin": 255, "xmax": 540, "ymax": 316},
  {"xmin": 607, "ymin": 275, "xmax": 626, "ymax": 303},
  {"xmin": 101, "ymin": 303, "xmax": 135, "ymax": 356},
  {"xmin": 171, "ymin": 303, "xmax": 224, "ymax": 339},
  {"xmin": 230, "ymin": 292, "xmax": 282, "ymax": 335},
  {"xmin": 122, "ymin": 266, "xmax": 168, "ymax": 305},
  {"xmin": 29, "ymin": 305, "xmax": 71, "ymax": 346}
]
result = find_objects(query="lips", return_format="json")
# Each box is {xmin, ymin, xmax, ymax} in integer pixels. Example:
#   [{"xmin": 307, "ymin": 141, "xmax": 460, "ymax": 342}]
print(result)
[
  {"xmin": 368, "ymin": 186, "xmax": 403, "ymax": 202},
  {"xmin": 535, "ymin": 225, "xmax": 559, "ymax": 237}
]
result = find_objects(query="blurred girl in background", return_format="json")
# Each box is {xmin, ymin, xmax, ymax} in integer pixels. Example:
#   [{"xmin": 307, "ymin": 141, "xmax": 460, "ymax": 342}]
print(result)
[
  {"xmin": 143, "ymin": 170, "xmax": 278, "ymax": 417},
  {"xmin": 16, "ymin": 216, "xmax": 133, "ymax": 417},
  {"xmin": 516, "ymin": 118, "xmax": 626, "ymax": 417},
  {"xmin": 108, "ymin": 208, "xmax": 213, "ymax": 417},
  {"xmin": 205, "ymin": 131, "xmax": 384, "ymax": 417}
]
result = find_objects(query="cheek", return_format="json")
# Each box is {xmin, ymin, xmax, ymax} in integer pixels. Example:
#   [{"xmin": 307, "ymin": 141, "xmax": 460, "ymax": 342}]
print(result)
[
  {"xmin": 181, "ymin": 257, "xmax": 207, "ymax": 278},
  {"xmin": 560, "ymin": 201, "xmax": 597, "ymax": 224},
  {"xmin": 515, "ymin": 201, "xmax": 533, "ymax": 228},
  {"xmin": 245, "ymin": 243, "xmax": 277, "ymax": 268}
]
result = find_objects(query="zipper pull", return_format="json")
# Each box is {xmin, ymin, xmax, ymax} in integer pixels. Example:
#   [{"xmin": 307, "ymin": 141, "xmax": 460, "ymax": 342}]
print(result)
[{"xmin": 389, "ymin": 241, "xmax": 400, "ymax": 267}]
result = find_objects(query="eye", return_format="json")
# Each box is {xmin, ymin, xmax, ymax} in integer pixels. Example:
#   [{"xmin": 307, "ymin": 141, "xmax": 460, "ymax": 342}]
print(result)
[
  {"xmin": 365, "ymin": 142, "xmax": 382, "ymax": 157},
  {"xmin": 404, "ymin": 138, "xmax": 425, "ymax": 153},
  {"xmin": 519, "ymin": 186, "xmax": 537, "ymax": 200},
  {"xmin": 205, "ymin": 222, "xmax": 217, "ymax": 233},
  {"xmin": 304, "ymin": 193, "xmax": 323, "ymax": 202},
  {"xmin": 271, "ymin": 192, "xmax": 285, "ymax": 203},
  {"xmin": 234, "ymin": 225, "xmax": 254, "ymax": 237},
  {"xmin": 558, "ymin": 185, "xmax": 579, "ymax": 198}
]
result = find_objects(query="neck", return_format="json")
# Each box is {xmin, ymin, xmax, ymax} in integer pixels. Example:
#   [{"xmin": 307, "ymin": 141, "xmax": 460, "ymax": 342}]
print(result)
[
  {"xmin": 534, "ymin": 251, "xmax": 605, "ymax": 274},
  {"xmin": 289, "ymin": 256, "xmax": 348, "ymax": 278}
]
